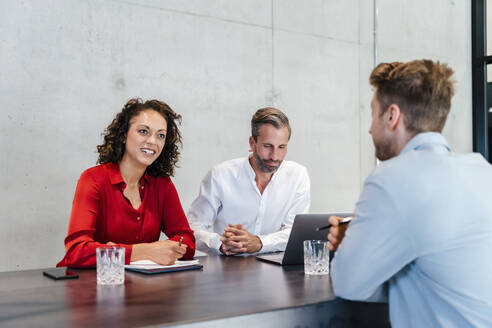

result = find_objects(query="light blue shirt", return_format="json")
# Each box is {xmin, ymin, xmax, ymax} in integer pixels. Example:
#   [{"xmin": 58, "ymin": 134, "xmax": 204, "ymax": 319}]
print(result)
[{"xmin": 331, "ymin": 132, "xmax": 492, "ymax": 327}]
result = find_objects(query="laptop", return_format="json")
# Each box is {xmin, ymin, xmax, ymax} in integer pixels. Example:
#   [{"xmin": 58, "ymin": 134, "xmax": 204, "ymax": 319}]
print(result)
[{"xmin": 256, "ymin": 213, "xmax": 352, "ymax": 266}]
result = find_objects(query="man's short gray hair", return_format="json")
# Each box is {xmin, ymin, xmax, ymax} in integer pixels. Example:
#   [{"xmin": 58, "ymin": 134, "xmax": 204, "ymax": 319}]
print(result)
[{"xmin": 251, "ymin": 107, "xmax": 291, "ymax": 141}]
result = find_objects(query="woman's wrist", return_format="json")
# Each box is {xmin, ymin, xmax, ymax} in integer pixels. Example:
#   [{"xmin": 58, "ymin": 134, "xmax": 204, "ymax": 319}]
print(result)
[{"xmin": 131, "ymin": 243, "xmax": 150, "ymax": 262}]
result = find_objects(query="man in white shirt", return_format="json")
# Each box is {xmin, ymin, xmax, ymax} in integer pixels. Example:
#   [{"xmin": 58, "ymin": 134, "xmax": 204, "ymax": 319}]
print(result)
[{"xmin": 188, "ymin": 107, "xmax": 310, "ymax": 255}]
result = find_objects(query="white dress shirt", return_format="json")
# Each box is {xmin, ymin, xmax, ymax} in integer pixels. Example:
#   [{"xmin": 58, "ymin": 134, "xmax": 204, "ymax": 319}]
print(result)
[{"xmin": 188, "ymin": 157, "xmax": 311, "ymax": 254}]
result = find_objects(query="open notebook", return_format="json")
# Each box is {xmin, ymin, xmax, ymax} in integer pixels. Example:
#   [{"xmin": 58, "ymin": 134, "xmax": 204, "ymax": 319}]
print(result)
[{"xmin": 125, "ymin": 259, "xmax": 203, "ymax": 274}]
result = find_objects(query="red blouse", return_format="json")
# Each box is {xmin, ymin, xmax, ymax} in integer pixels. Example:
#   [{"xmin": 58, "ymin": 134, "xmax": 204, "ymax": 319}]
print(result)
[{"xmin": 57, "ymin": 162, "xmax": 195, "ymax": 268}]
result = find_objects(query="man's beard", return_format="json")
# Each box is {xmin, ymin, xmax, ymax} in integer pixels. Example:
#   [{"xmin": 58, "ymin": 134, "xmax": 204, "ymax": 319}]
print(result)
[
  {"xmin": 253, "ymin": 149, "xmax": 282, "ymax": 173},
  {"xmin": 374, "ymin": 137, "xmax": 396, "ymax": 161}
]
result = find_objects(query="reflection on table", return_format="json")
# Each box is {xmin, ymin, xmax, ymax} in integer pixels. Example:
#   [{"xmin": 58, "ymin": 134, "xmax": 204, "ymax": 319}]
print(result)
[{"xmin": 0, "ymin": 255, "xmax": 389, "ymax": 327}]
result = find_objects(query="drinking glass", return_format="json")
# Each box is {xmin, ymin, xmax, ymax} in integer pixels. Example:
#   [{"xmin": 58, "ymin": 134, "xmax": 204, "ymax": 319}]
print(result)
[
  {"xmin": 96, "ymin": 247, "xmax": 125, "ymax": 285},
  {"xmin": 303, "ymin": 240, "xmax": 329, "ymax": 275}
]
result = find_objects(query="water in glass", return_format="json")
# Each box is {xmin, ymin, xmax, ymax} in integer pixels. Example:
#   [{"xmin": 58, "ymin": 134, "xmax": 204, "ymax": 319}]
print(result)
[{"xmin": 96, "ymin": 247, "xmax": 125, "ymax": 285}]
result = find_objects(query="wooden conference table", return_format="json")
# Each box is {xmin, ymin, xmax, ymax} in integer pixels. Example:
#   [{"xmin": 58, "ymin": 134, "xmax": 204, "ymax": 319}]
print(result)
[{"xmin": 0, "ymin": 255, "xmax": 389, "ymax": 327}]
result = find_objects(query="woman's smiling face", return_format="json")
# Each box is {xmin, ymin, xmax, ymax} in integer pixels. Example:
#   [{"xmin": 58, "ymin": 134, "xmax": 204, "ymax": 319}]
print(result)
[{"xmin": 122, "ymin": 109, "xmax": 168, "ymax": 169}]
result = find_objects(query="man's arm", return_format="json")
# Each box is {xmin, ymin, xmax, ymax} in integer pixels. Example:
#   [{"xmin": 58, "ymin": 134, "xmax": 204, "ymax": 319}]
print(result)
[
  {"xmin": 221, "ymin": 168, "xmax": 310, "ymax": 254},
  {"xmin": 220, "ymin": 223, "xmax": 262, "ymax": 255},
  {"xmin": 188, "ymin": 170, "xmax": 223, "ymax": 254},
  {"xmin": 258, "ymin": 168, "xmax": 311, "ymax": 253},
  {"xmin": 331, "ymin": 179, "xmax": 416, "ymax": 301}
]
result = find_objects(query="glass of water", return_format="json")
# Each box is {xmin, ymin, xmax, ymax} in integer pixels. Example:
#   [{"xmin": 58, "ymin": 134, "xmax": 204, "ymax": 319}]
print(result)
[
  {"xmin": 96, "ymin": 247, "xmax": 125, "ymax": 285},
  {"xmin": 303, "ymin": 240, "xmax": 329, "ymax": 275}
]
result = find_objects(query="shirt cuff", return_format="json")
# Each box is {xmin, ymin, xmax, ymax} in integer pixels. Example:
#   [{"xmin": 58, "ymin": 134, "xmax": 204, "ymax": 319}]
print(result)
[
  {"xmin": 211, "ymin": 235, "xmax": 223, "ymax": 255},
  {"xmin": 257, "ymin": 235, "xmax": 273, "ymax": 253},
  {"xmin": 121, "ymin": 244, "xmax": 133, "ymax": 264}
]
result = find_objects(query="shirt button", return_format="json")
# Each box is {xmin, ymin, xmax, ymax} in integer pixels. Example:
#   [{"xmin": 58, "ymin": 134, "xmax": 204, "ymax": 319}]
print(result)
[
  {"xmin": 140, "ymin": 186, "xmax": 144, "ymax": 189},
  {"xmin": 137, "ymin": 217, "xmax": 140, "ymax": 221}
]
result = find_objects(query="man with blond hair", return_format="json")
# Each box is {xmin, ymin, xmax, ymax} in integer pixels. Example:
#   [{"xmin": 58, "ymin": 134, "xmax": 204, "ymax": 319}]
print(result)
[{"xmin": 328, "ymin": 59, "xmax": 492, "ymax": 327}]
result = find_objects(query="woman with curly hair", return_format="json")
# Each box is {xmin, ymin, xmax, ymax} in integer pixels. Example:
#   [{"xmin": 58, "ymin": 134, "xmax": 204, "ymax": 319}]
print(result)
[{"xmin": 57, "ymin": 99, "xmax": 195, "ymax": 268}]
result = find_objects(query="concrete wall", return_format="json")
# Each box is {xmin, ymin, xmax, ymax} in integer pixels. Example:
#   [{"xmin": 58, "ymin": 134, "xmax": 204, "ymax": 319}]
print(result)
[{"xmin": 0, "ymin": 0, "xmax": 471, "ymax": 271}]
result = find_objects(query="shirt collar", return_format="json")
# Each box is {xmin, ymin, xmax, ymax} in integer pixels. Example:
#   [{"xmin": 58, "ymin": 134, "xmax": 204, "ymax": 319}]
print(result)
[
  {"xmin": 270, "ymin": 161, "xmax": 284, "ymax": 182},
  {"xmin": 107, "ymin": 162, "xmax": 124, "ymax": 185},
  {"xmin": 400, "ymin": 132, "xmax": 451, "ymax": 155},
  {"xmin": 106, "ymin": 162, "xmax": 151, "ymax": 186},
  {"xmin": 244, "ymin": 156, "xmax": 284, "ymax": 182},
  {"xmin": 141, "ymin": 171, "xmax": 151, "ymax": 185}
]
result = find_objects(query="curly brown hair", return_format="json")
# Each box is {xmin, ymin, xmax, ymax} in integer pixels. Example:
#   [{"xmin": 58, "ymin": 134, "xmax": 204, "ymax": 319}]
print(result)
[{"xmin": 97, "ymin": 98, "xmax": 182, "ymax": 177}]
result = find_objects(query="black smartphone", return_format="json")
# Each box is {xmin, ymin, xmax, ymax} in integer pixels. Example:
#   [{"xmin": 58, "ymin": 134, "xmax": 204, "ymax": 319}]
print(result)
[{"xmin": 43, "ymin": 268, "xmax": 79, "ymax": 280}]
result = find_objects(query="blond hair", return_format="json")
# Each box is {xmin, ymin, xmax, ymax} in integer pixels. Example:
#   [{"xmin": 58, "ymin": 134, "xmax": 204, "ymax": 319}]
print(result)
[{"xmin": 370, "ymin": 59, "xmax": 455, "ymax": 133}]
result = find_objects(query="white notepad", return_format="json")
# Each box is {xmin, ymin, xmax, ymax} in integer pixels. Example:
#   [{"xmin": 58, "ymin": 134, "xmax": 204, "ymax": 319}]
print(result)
[{"xmin": 125, "ymin": 259, "xmax": 200, "ymax": 270}]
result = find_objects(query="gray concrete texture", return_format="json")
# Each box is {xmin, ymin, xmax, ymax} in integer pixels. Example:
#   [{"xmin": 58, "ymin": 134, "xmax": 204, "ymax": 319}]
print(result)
[{"xmin": 0, "ymin": 0, "xmax": 472, "ymax": 271}]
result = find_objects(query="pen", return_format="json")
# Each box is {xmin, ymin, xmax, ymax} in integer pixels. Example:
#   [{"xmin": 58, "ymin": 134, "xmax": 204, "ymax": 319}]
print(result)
[
  {"xmin": 316, "ymin": 216, "xmax": 353, "ymax": 231},
  {"xmin": 178, "ymin": 236, "xmax": 183, "ymax": 246}
]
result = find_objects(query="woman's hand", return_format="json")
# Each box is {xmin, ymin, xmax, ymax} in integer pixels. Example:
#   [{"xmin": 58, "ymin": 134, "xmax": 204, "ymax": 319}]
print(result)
[{"xmin": 131, "ymin": 240, "xmax": 187, "ymax": 265}]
